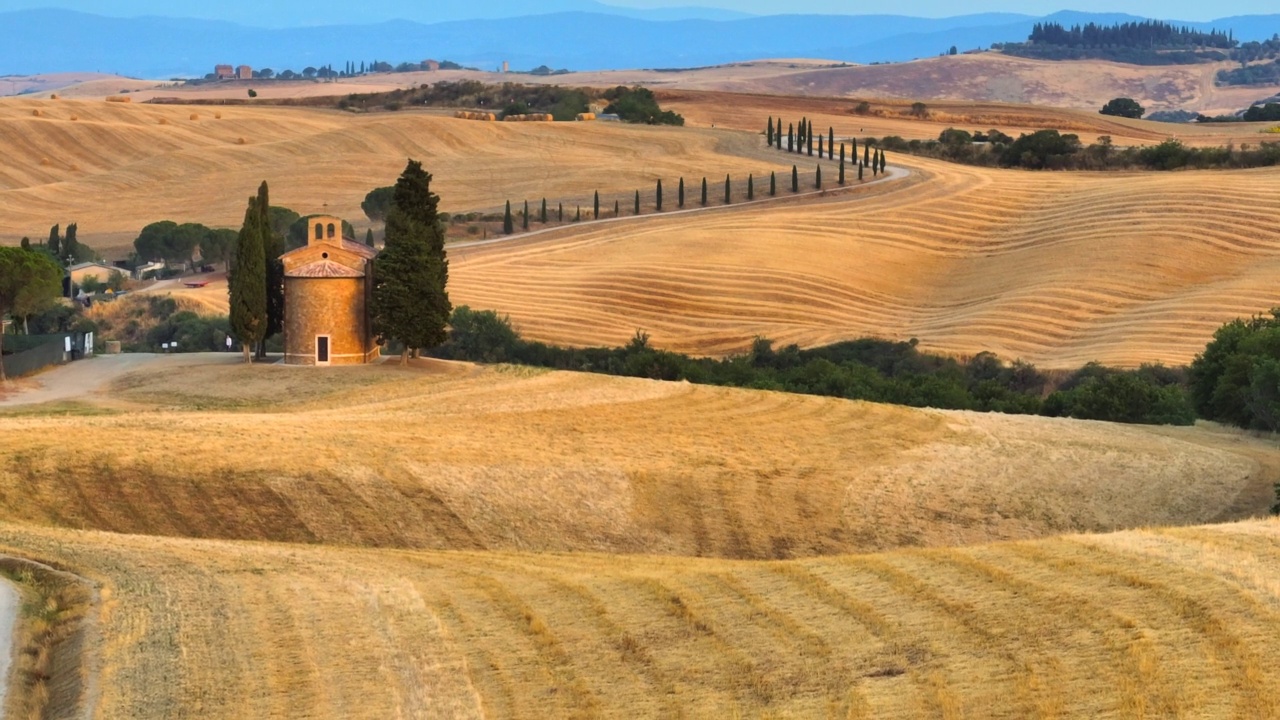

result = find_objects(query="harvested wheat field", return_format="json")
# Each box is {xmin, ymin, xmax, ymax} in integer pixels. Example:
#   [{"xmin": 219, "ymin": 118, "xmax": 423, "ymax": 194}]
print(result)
[
  {"xmin": 0, "ymin": 357, "xmax": 1277, "ymax": 717},
  {"xmin": 0, "ymin": 520, "xmax": 1276, "ymax": 719},
  {"xmin": 449, "ymin": 153, "xmax": 1280, "ymax": 368},
  {"xmin": 0, "ymin": 98, "xmax": 789, "ymax": 254}
]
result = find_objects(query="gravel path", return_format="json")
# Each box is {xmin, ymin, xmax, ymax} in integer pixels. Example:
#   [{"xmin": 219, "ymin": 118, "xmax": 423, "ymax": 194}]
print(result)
[
  {"xmin": 0, "ymin": 577, "xmax": 17, "ymax": 717},
  {"xmin": 0, "ymin": 353, "xmax": 241, "ymax": 408}
]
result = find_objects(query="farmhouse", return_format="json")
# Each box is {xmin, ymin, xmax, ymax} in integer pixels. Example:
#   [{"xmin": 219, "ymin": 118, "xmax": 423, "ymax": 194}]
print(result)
[
  {"xmin": 280, "ymin": 215, "xmax": 380, "ymax": 366},
  {"xmin": 237, "ymin": 65, "xmax": 253, "ymax": 80},
  {"xmin": 69, "ymin": 261, "xmax": 118, "ymax": 286},
  {"xmin": 214, "ymin": 64, "xmax": 234, "ymax": 79}
]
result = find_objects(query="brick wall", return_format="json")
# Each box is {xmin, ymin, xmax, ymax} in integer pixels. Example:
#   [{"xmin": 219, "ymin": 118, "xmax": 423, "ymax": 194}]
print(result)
[{"xmin": 283, "ymin": 277, "xmax": 378, "ymax": 366}]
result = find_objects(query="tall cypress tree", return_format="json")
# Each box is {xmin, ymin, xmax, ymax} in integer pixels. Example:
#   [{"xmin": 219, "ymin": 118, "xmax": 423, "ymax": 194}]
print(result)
[
  {"xmin": 541, "ymin": 198, "xmax": 548, "ymax": 223},
  {"xmin": 575, "ymin": 206, "xmax": 581, "ymax": 222},
  {"xmin": 503, "ymin": 201, "xmax": 514, "ymax": 234},
  {"xmin": 634, "ymin": 190, "xmax": 640, "ymax": 215},
  {"xmin": 228, "ymin": 195, "xmax": 266, "ymax": 364},
  {"xmin": 656, "ymin": 179, "xmax": 663, "ymax": 211},
  {"xmin": 858, "ymin": 161, "xmax": 864, "ymax": 181},
  {"xmin": 767, "ymin": 117, "xmax": 774, "ymax": 145},
  {"xmin": 791, "ymin": 165, "xmax": 799, "ymax": 192},
  {"xmin": 748, "ymin": 174, "xmax": 754, "ymax": 200},
  {"xmin": 818, "ymin": 135, "xmax": 824, "ymax": 160},
  {"xmin": 776, "ymin": 122, "xmax": 783, "ymax": 150},
  {"xmin": 371, "ymin": 159, "xmax": 450, "ymax": 364},
  {"xmin": 816, "ymin": 165, "xmax": 822, "ymax": 189},
  {"xmin": 558, "ymin": 202, "xmax": 564, "ymax": 222},
  {"xmin": 47, "ymin": 225, "xmax": 61, "ymax": 260},
  {"xmin": 808, "ymin": 128, "xmax": 814, "ymax": 156},
  {"xmin": 701, "ymin": 177, "xmax": 708, "ymax": 206},
  {"xmin": 839, "ymin": 146, "xmax": 846, "ymax": 185},
  {"xmin": 829, "ymin": 127, "xmax": 835, "ymax": 159},
  {"xmin": 864, "ymin": 143, "xmax": 871, "ymax": 167},
  {"xmin": 679, "ymin": 177, "xmax": 685, "ymax": 208},
  {"xmin": 62, "ymin": 223, "xmax": 79, "ymax": 264},
  {"xmin": 852, "ymin": 138, "xmax": 858, "ymax": 161},
  {"xmin": 724, "ymin": 174, "xmax": 731, "ymax": 204},
  {"xmin": 770, "ymin": 171, "xmax": 777, "ymax": 196},
  {"xmin": 259, "ymin": 181, "xmax": 285, "ymax": 360},
  {"xmin": 366, "ymin": 228, "xmax": 375, "ymax": 247},
  {"xmin": 594, "ymin": 191, "xmax": 600, "ymax": 220},
  {"xmin": 522, "ymin": 200, "xmax": 529, "ymax": 230},
  {"xmin": 615, "ymin": 200, "xmax": 620, "ymax": 218},
  {"xmin": 880, "ymin": 150, "xmax": 887, "ymax": 174},
  {"xmin": 788, "ymin": 124, "xmax": 794, "ymax": 153}
]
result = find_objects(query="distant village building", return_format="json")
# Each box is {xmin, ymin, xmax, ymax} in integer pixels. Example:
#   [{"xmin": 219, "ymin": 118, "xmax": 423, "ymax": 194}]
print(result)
[
  {"xmin": 424, "ymin": 59, "xmax": 440, "ymax": 71},
  {"xmin": 502, "ymin": 61, "xmax": 510, "ymax": 73},
  {"xmin": 214, "ymin": 64, "xmax": 235, "ymax": 80},
  {"xmin": 237, "ymin": 65, "xmax": 253, "ymax": 80},
  {"xmin": 280, "ymin": 216, "xmax": 380, "ymax": 366}
]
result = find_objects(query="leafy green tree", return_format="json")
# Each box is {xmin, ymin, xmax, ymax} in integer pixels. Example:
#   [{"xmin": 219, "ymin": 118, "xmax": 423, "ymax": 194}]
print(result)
[
  {"xmin": 371, "ymin": 159, "xmax": 451, "ymax": 363},
  {"xmin": 656, "ymin": 180, "xmax": 663, "ymax": 211},
  {"xmin": 602, "ymin": 86, "xmax": 684, "ymax": 125},
  {"xmin": 1100, "ymin": 97, "xmax": 1145, "ymax": 119},
  {"xmin": 19, "ymin": 238, "xmax": 30, "ymax": 251},
  {"xmin": 0, "ymin": 247, "xmax": 62, "ymax": 377},
  {"xmin": 998, "ymin": 130, "xmax": 1083, "ymax": 169},
  {"xmin": 361, "ymin": 186, "xmax": 395, "ymax": 223},
  {"xmin": 228, "ymin": 195, "xmax": 267, "ymax": 364},
  {"xmin": 267, "ymin": 206, "xmax": 301, "ymax": 239},
  {"xmin": 503, "ymin": 201, "xmax": 514, "ymax": 234},
  {"xmin": 202, "ymin": 228, "xmax": 238, "ymax": 266},
  {"xmin": 135, "ymin": 221, "xmax": 201, "ymax": 268}
]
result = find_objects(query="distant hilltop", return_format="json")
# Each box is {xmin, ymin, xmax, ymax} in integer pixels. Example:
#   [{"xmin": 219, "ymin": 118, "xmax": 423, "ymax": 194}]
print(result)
[{"xmin": 4, "ymin": 8, "xmax": 1280, "ymax": 78}]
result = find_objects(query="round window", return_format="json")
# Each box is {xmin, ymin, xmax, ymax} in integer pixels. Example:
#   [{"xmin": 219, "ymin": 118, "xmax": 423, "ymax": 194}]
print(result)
[{"xmin": 322, "ymin": 252, "xmax": 330, "ymax": 259}]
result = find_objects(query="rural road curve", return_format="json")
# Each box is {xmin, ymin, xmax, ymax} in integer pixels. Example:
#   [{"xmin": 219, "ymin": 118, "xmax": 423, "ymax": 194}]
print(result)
[
  {"xmin": 0, "ymin": 352, "xmax": 240, "ymax": 408},
  {"xmin": 449, "ymin": 162, "xmax": 910, "ymax": 252},
  {"xmin": 0, "ymin": 577, "xmax": 17, "ymax": 716}
]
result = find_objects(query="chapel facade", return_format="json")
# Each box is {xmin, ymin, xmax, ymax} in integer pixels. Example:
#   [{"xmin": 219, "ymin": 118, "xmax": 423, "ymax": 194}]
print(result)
[{"xmin": 280, "ymin": 216, "xmax": 380, "ymax": 366}]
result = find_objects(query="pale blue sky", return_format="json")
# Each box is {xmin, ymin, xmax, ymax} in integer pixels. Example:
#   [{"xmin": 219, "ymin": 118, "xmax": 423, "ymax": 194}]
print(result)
[{"xmin": 610, "ymin": 1, "xmax": 1271, "ymax": 21}]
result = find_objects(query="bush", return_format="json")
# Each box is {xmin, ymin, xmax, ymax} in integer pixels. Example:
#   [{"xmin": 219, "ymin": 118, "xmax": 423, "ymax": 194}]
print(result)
[
  {"xmin": 1100, "ymin": 97, "xmax": 1145, "ymax": 119},
  {"xmin": 602, "ymin": 87, "xmax": 684, "ymax": 126},
  {"xmin": 1188, "ymin": 311, "xmax": 1280, "ymax": 430},
  {"xmin": 1042, "ymin": 364, "xmax": 1194, "ymax": 425}
]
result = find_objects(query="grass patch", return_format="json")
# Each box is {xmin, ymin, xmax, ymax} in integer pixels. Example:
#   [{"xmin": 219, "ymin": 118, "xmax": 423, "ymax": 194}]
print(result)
[
  {"xmin": 0, "ymin": 558, "xmax": 91, "ymax": 720},
  {"xmin": 0, "ymin": 402, "xmax": 121, "ymax": 419}
]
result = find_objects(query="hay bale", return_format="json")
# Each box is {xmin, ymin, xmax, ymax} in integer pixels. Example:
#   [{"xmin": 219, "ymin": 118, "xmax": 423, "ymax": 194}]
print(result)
[
  {"xmin": 39, "ymin": 158, "xmax": 51, "ymax": 166},
  {"xmin": 236, "ymin": 137, "xmax": 247, "ymax": 145},
  {"xmin": 576, "ymin": 113, "xmax": 596, "ymax": 122},
  {"xmin": 31, "ymin": 109, "xmax": 43, "ymax": 117},
  {"xmin": 69, "ymin": 164, "xmax": 80, "ymax": 171},
  {"xmin": 214, "ymin": 112, "xmax": 223, "ymax": 119},
  {"xmin": 50, "ymin": 93, "xmax": 59, "ymax": 100},
  {"xmin": 158, "ymin": 117, "xmax": 169, "ymax": 125},
  {"xmin": 190, "ymin": 113, "xmax": 200, "ymax": 121},
  {"xmin": 69, "ymin": 115, "xmax": 79, "ymax": 121},
  {"xmin": 105, "ymin": 96, "xmax": 132, "ymax": 103}
]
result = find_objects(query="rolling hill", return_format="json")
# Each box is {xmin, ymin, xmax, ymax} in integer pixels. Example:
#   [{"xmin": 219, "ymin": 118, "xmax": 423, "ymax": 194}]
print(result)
[{"xmin": 0, "ymin": 358, "xmax": 1276, "ymax": 717}]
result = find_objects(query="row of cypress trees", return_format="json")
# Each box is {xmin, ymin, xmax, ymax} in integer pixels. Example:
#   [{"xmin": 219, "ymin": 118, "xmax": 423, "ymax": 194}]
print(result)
[
  {"xmin": 766, "ymin": 116, "xmax": 889, "ymax": 175},
  {"xmin": 229, "ymin": 160, "xmax": 451, "ymax": 364}
]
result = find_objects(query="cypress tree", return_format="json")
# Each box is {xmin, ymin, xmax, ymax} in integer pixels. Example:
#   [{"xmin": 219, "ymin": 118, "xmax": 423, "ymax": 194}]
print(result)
[
  {"xmin": 366, "ymin": 228, "xmax": 375, "ymax": 247},
  {"xmin": 748, "ymin": 174, "xmax": 754, "ymax": 200},
  {"xmin": 522, "ymin": 200, "xmax": 529, "ymax": 230},
  {"xmin": 791, "ymin": 165, "xmax": 799, "ymax": 192},
  {"xmin": 228, "ymin": 195, "xmax": 266, "ymax": 364},
  {"xmin": 679, "ymin": 177, "xmax": 685, "ymax": 208},
  {"xmin": 788, "ymin": 124, "xmax": 794, "ymax": 153},
  {"xmin": 864, "ymin": 143, "xmax": 871, "ymax": 167},
  {"xmin": 701, "ymin": 177, "xmax": 708, "ymax": 206},
  {"xmin": 594, "ymin": 191, "xmax": 600, "ymax": 220},
  {"xmin": 371, "ymin": 159, "xmax": 451, "ymax": 364},
  {"xmin": 818, "ymin": 135, "xmax": 824, "ymax": 159},
  {"xmin": 657, "ymin": 179, "xmax": 663, "ymax": 211},
  {"xmin": 19, "ymin": 237, "xmax": 30, "ymax": 251},
  {"xmin": 852, "ymin": 137, "xmax": 858, "ymax": 160},
  {"xmin": 808, "ymin": 128, "xmax": 814, "ymax": 156},
  {"xmin": 829, "ymin": 127, "xmax": 835, "ymax": 159},
  {"xmin": 767, "ymin": 117, "xmax": 774, "ymax": 145},
  {"xmin": 503, "ymin": 201, "xmax": 514, "ymax": 234},
  {"xmin": 839, "ymin": 151, "xmax": 846, "ymax": 185},
  {"xmin": 62, "ymin": 223, "xmax": 79, "ymax": 264},
  {"xmin": 47, "ymin": 224, "xmax": 60, "ymax": 260},
  {"xmin": 724, "ymin": 174, "xmax": 731, "ymax": 204},
  {"xmin": 575, "ymin": 206, "xmax": 581, "ymax": 222},
  {"xmin": 634, "ymin": 190, "xmax": 640, "ymax": 215},
  {"xmin": 770, "ymin": 171, "xmax": 777, "ymax": 196},
  {"xmin": 258, "ymin": 182, "xmax": 285, "ymax": 360},
  {"xmin": 541, "ymin": 198, "xmax": 548, "ymax": 223},
  {"xmin": 880, "ymin": 150, "xmax": 887, "ymax": 174},
  {"xmin": 816, "ymin": 164, "xmax": 822, "ymax": 189},
  {"xmin": 858, "ymin": 161, "xmax": 864, "ymax": 181},
  {"xmin": 799, "ymin": 117, "xmax": 806, "ymax": 147},
  {"xmin": 559, "ymin": 202, "xmax": 564, "ymax": 222},
  {"xmin": 615, "ymin": 200, "xmax": 620, "ymax": 218}
]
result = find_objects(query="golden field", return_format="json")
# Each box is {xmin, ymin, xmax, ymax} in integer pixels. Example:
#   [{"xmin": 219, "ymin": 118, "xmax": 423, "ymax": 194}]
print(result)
[
  {"xmin": 0, "ymin": 358, "xmax": 1276, "ymax": 717},
  {"xmin": 0, "ymin": 98, "xmax": 790, "ymax": 255},
  {"xmin": 449, "ymin": 153, "xmax": 1280, "ymax": 368}
]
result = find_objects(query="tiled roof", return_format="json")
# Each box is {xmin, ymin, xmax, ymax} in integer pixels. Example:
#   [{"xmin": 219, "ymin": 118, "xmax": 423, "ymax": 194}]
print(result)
[
  {"xmin": 340, "ymin": 239, "xmax": 378, "ymax": 259},
  {"xmin": 286, "ymin": 260, "xmax": 365, "ymax": 278}
]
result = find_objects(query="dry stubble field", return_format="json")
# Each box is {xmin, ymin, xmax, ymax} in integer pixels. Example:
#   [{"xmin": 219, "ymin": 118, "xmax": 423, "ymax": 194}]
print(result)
[{"xmin": 0, "ymin": 359, "xmax": 1277, "ymax": 718}]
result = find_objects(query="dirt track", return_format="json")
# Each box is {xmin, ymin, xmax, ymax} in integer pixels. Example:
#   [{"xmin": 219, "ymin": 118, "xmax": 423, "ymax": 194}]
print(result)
[{"xmin": 0, "ymin": 353, "xmax": 240, "ymax": 408}]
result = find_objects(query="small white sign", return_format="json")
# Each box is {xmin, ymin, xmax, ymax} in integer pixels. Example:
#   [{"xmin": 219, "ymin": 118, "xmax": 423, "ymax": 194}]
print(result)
[{"xmin": 162, "ymin": 343, "xmax": 170, "ymax": 350}]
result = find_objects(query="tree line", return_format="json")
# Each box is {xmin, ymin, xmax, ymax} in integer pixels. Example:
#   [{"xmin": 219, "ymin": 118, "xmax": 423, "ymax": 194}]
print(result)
[
  {"xmin": 998, "ymin": 20, "xmax": 1236, "ymax": 65},
  {"xmin": 765, "ymin": 116, "xmax": 888, "ymax": 180},
  {"xmin": 873, "ymin": 128, "xmax": 1280, "ymax": 171}
]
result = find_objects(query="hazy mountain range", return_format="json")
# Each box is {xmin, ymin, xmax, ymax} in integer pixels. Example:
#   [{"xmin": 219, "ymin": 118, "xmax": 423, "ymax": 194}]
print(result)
[{"xmin": 3, "ymin": 8, "xmax": 1280, "ymax": 78}]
